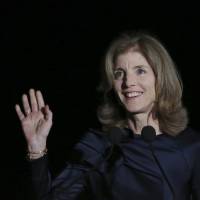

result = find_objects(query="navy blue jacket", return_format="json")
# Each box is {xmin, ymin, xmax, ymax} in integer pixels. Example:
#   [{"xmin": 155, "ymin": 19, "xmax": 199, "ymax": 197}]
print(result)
[{"xmin": 29, "ymin": 128, "xmax": 200, "ymax": 200}]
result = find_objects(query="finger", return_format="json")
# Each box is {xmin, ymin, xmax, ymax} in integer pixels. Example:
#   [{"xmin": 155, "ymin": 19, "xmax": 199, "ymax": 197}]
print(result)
[
  {"xmin": 29, "ymin": 89, "xmax": 38, "ymax": 112},
  {"xmin": 36, "ymin": 90, "xmax": 45, "ymax": 109},
  {"xmin": 15, "ymin": 104, "xmax": 25, "ymax": 121},
  {"xmin": 22, "ymin": 94, "xmax": 31, "ymax": 115}
]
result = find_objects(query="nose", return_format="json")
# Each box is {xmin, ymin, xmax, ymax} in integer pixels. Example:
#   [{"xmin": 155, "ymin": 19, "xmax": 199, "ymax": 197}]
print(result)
[{"xmin": 123, "ymin": 72, "xmax": 136, "ymax": 88}]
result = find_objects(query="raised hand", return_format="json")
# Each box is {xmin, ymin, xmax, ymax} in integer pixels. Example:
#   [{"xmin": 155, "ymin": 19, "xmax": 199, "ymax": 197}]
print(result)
[{"xmin": 15, "ymin": 89, "xmax": 53, "ymax": 153}]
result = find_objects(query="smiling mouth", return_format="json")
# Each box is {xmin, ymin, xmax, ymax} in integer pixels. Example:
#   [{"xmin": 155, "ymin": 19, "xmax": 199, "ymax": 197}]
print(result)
[{"xmin": 123, "ymin": 91, "xmax": 143, "ymax": 98}]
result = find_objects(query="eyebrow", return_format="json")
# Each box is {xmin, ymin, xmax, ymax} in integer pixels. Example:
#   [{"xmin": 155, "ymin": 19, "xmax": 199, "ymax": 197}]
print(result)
[
  {"xmin": 114, "ymin": 65, "xmax": 148, "ymax": 70},
  {"xmin": 114, "ymin": 67, "xmax": 124, "ymax": 71}
]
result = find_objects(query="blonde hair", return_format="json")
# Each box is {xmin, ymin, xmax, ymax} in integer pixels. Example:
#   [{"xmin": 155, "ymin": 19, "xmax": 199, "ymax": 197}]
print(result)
[{"xmin": 97, "ymin": 31, "xmax": 188, "ymax": 136}]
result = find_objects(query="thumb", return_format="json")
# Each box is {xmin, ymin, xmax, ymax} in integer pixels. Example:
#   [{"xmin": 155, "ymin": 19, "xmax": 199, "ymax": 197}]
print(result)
[{"xmin": 44, "ymin": 105, "xmax": 53, "ymax": 122}]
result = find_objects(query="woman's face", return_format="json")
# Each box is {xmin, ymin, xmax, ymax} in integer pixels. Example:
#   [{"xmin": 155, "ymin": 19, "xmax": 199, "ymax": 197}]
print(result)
[{"xmin": 113, "ymin": 50, "xmax": 156, "ymax": 115}]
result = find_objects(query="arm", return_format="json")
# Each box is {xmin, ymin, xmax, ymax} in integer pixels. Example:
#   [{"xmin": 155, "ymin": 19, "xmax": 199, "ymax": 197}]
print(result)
[
  {"xmin": 29, "ymin": 155, "xmax": 90, "ymax": 200},
  {"xmin": 16, "ymin": 89, "xmax": 90, "ymax": 199},
  {"xmin": 28, "ymin": 130, "xmax": 108, "ymax": 200}
]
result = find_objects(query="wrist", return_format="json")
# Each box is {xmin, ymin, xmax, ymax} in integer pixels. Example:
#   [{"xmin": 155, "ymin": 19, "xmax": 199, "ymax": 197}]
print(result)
[
  {"xmin": 26, "ymin": 147, "xmax": 48, "ymax": 161},
  {"xmin": 27, "ymin": 140, "xmax": 47, "ymax": 153}
]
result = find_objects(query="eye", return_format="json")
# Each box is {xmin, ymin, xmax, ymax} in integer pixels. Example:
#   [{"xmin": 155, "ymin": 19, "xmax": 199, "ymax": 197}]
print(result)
[
  {"xmin": 113, "ymin": 69, "xmax": 124, "ymax": 80},
  {"xmin": 136, "ymin": 68, "xmax": 146, "ymax": 75}
]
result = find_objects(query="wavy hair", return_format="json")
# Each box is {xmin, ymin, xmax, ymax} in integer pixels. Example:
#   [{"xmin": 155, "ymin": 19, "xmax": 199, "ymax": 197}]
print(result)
[{"xmin": 97, "ymin": 31, "xmax": 188, "ymax": 136}]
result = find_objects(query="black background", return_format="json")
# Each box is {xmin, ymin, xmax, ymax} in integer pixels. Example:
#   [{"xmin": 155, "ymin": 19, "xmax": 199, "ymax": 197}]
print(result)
[{"xmin": 1, "ymin": 0, "xmax": 200, "ymax": 199}]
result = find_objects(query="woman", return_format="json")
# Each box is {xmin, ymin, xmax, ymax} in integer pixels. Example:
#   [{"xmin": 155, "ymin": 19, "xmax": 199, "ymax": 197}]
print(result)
[{"xmin": 15, "ymin": 31, "xmax": 200, "ymax": 200}]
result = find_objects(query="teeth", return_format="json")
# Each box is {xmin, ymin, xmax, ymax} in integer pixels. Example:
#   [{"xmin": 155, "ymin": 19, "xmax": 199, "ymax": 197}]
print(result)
[{"xmin": 125, "ymin": 91, "xmax": 143, "ymax": 98}]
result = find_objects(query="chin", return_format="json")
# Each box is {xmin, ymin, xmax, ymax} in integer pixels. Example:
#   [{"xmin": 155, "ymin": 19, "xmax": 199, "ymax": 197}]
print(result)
[
  {"xmin": 124, "ymin": 107, "xmax": 143, "ymax": 114},
  {"xmin": 123, "ymin": 102, "xmax": 154, "ymax": 115}
]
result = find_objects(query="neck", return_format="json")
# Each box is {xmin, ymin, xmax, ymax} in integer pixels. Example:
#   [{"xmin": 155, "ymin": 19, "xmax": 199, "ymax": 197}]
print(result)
[{"xmin": 127, "ymin": 112, "xmax": 161, "ymax": 135}]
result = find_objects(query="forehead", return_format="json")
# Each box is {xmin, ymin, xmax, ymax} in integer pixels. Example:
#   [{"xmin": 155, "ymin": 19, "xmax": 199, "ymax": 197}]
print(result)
[{"xmin": 114, "ymin": 50, "xmax": 150, "ymax": 68}]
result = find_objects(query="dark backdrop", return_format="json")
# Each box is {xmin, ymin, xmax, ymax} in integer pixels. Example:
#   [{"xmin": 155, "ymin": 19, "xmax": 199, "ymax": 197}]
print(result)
[{"xmin": 1, "ymin": 0, "xmax": 200, "ymax": 199}]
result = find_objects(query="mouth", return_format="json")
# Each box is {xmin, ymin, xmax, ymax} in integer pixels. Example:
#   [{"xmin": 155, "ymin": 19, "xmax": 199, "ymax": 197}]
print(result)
[{"xmin": 123, "ymin": 91, "xmax": 143, "ymax": 98}]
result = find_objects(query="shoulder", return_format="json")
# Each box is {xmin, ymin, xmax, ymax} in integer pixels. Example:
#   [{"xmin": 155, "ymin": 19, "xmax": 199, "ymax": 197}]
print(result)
[
  {"xmin": 175, "ymin": 127, "xmax": 200, "ymax": 167},
  {"xmin": 176, "ymin": 127, "xmax": 200, "ymax": 149},
  {"xmin": 75, "ymin": 128, "xmax": 110, "ymax": 152},
  {"xmin": 72, "ymin": 128, "xmax": 111, "ymax": 166}
]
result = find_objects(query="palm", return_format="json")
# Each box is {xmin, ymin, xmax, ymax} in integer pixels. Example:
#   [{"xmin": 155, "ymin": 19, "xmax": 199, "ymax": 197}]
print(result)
[{"xmin": 22, "ymin": 111, "xmax": 51, "ymax": 143}]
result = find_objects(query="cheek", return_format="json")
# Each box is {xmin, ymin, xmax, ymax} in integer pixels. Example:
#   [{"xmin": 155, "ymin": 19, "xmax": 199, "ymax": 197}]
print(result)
[
  {"xmin": 146, "ymin": 83, "xmax": 156, "ymax": 98},
  {"xmin": 113, "ymin": 80, "xmax": 122, "ymax": 91},
  {"xmin": 142, "ymin": 77, "xmax": 155, "ymax": 93},
  {"xmin": 113, "ymin": 82, "xmax": 124, "ymax": 102}
]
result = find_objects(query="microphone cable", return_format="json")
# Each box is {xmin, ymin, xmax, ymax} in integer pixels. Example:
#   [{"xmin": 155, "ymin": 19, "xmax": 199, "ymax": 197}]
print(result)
[{"xmin": 141, "ymin": 126, "xmax": 176, "ymax": 200}]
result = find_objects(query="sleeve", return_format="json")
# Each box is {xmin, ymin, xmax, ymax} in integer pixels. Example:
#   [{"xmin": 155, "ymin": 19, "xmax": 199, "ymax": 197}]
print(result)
[
  {"xmin": 29, "ymin": 155, "xmax": 90, "ymax": 200},
  {"xmin": 28, "ymin": 130, "xmax": 110, "ymax": 200}
]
